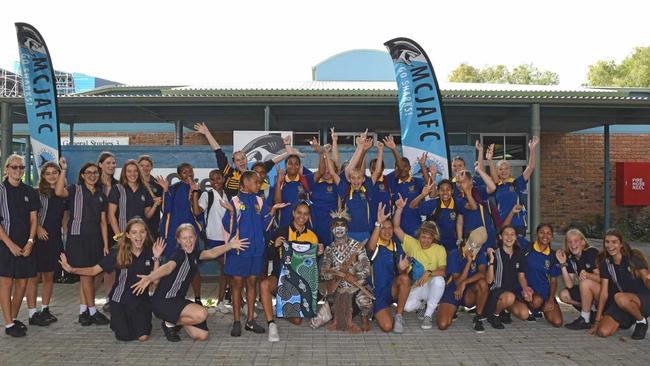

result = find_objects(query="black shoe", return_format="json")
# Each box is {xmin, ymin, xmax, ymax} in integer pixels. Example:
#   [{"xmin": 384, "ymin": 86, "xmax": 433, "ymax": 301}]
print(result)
[
  {"xmin": 565, "ymin": 316, "xmax": 590, "ymax": 330},
  {"xmin": 589, "ymin": 310, "xmax": 597, "ymax": 324},
  {"xmin": 224, "ymin": 287, "xmax": 231, "ymax": 302},
  {"xmin": 5, "ymin": 324, "xmax": 26, "ymax": 337},
  {"xmin": 13, "ymin": 320, "xmax": 27, "ymax": 331},
  {"xmin": 245, "ymin": 320, "xmax": 265, "ymax": 334},
  {"xmin": 40, "ymin": 308, "xmax": 58, "ymax": 324},
  {"xmin": 194, "ymin": 298, "xmax": 203, "ymax": 306},
  {"xmin": 28, "ymin": 312, "xmax": 50, "ymax": 327},
  {"xmin": 161, "ymin": 321, "xmax": 181, "ymax": 342},
  {"xmin": 452, "ymin": 312, "xmax": 458, "ymax": 320},
  {"xmin": 473, "ymin": 318, "xmax": 485, "ymax": 333},
  {"xmin": 102, "ymin": 303, "xmax": 110, "ymax": 313},
  {"xmin": 533, "ymin": 310, "xmax": 543, "ymax": 318},
  {"xmin": 527, "ymin": 313, "xmax": 536, "ymax": 321},
  {"xmin": 231, "ymin": 321, "xmax": 242, "ymax": 337},
  {"xmin": 78, "ymin": 311, "xmax": 92, "ymax": 326},
  {"xmin": 500, "ymin": 311, "xmax": 512, "ymax": 324},
  {"xmin": 488, "ymin": 314, "xmax": 505, "ymax": 329},
  {"xmin": 467, "ymin": 306, "xmax": 477, "ymax": 314},
  {"xmin": 91, "ymin": 311, "xmax": 110, "ymax": 325},
  {"xmin": 632, "ymin": 322, "xmax": 648, "ymax": 340}
]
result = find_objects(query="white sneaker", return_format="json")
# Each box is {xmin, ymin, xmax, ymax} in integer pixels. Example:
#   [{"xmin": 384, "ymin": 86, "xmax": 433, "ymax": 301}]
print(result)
[
  {"xmin": 268, "ymin": 322, "xmax": 280, "ymax": 342},
  {"xmin": 393, "ymin": 314, "xmax": 404, "ymax": 333},
  {"xmin": 217, "ymin": 302, "xmax": 231, "ymax": 314},
  {"xmin": 421, "ymin": 315, "xmax": 433, "ymax": 330}
]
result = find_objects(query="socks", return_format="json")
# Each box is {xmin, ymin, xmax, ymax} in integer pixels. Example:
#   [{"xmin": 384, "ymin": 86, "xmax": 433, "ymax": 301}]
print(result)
[
  {"xmin": 581, "ymin": 311, "xmax": 590, "ymax": 322},
  {"xmin": 165, "ymin": 321, "xmax": 176, "ymax": 328},
  {"xmin": 637, "ymin": 318, "xmax": 648, "ymax": 325},
  {"xmin": 80, "ymin": 305, "xmax": 88, "ymax": 314},
  {"xmin": 41, "ymin": 305, "xmax": 49, "ymax": 311},
  {"xmin": 88, "ymin": 306, "xmax": 97, "ymax": 316},
  {"xmin": 5, "ymin": 323, "xmax": 14, "ymax": 328},
  {"xmin": 29, "ymin": 308, "xmax": 37, "ymax": 318}
]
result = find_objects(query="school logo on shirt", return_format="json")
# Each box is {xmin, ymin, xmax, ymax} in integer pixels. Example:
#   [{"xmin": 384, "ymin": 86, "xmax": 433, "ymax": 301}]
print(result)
[
  {"xmin": 378, "ymin": 183, "xmax": 386, "ymax": 192},
  {"xmin": 509, "ymin": 185, "xmax": 515, "ymax": 192},
  {"xmin": 98, "ymin": 196, "xmax": 103, "ymax": 202},
  {"xmin": 141, "ymin": 194, "xmax": 146, "ymax": 202},
  {"xmin": 408, "ymin": 185, "xmax": 415, "ymax": 193},
  {"xmin": 586, "ymin": 263, "xmax": 591, "ymax": 269},
  {"xmin": 544, "ymin": 260, "xmax": 551, "ymax": 269},
  {"xmin": 360, "ymin": 192, "xmax": 366, "ymax": 200},
  {"xmin": 297, "ymin": 185, "xmax": 304, "ymax": 193},
  {"xmin": 255, "ymin": 203, "xmax": 261, "ymax": 213},
  {"xmin": 449, "ymin": 212, "xmax": 456, "ymax": 220},
  {"xmin": 238, "ymin": 204, "xmax": 246, "ymax": 211},
  {"xmin": 24, "ymin": 196, "xmax": 29, "ymax": 202},
  {"xmin": 326, "ymin": 185, "xmax": 333, "ymax": 192},
  {"xmin": 515, "ymin": 262, "xmax": 520, "ymax": 269},
  {"xmin": 145, "ymin": 260, "xmax": 151, "ymax": 266}
]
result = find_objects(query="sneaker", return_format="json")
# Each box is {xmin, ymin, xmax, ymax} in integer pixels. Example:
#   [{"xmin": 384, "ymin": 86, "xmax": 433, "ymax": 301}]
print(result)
[
  {"xmin": 631, "ymin": 322, "xmax": 648, "ymax": 340},
  {"xmin": 533, "ymin": 310, "xmax": 543, "ymax": 319},
  {"xmin": 194, "ymin": 298, "xmax": 203, "ymax": 306},
  {"xmin": 91, "ymin": 311, "xmax": 110, "ymax": 325},
  {"xmin": 527, "ymin": 313, "xmax": 536, "ymax": 321},
  {"xmin": 589, "ymin": 310, "xmax": 597, "ymax": 324},
  {"xmin": 216, "ymin": 302, "xmax": 232, "ymax": 314},
  {"xmin": 393, "ymin": 314, "xmax": 404, "ymax": 333},
  {"xmin": 488, "ymin": 314, "xmax": 505, "ymax": 329},
  {"xmin": 416, "ymin": 308, "xmax": 425, "ymax": 321},
  {"xmin": 245, "ymin": 320, "xmax": 265, "ymax": 334},
  {"xmin": 473, "ymin": 316, "xmax": 485, "ymax": 333},
  {"xmin": 5, "ymin": 324, "xmax": 26, "ymax": 337},
  {"xmin": 102, "ymin": 303, "xmax": 110, "ymax": 313},
  {"xmin": 161, "ymin": 321, "xmax": 181, "ymax": 342},
  {"xmin": 28, "ymin": 312, "xmax": 50, "ymax": 327},
  {"xmin": 40, "ymin": 308, "xmax": 58, "ymax": 324},
  {"xmin": 78, "ymin": 311, "xmax": 92, "ymax": 326},
  {"xmin": 466, "ymin": 306, "xmax": 477, "ymax": 314},
  {"xmin": 500, "ymin": 311, "xmax": 512, "ymax": 324},
  {"xmin": 268, "ymin": 322, "xmax": 280, "ymax": 342},
  {"xmin": 421, "ymin": 315, "xmax": 433, "ymax": 330},
  {"xmin": 565, "ymin": 316, "xmax": 591, "ymax": 330},
  {"xmin": 230, "ymin": 321, "xmax": 242, "ymax": 337},
  {"xmin": 12, "ymin": 320, "xmax": 27, "ymax": 331},
  {"xmin": 452, "ymin": 312, "xmax": 458, "ymax": 321}
]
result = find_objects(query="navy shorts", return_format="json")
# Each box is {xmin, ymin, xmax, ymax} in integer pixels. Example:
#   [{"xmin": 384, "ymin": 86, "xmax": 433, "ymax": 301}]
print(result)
[
  {"xmin": 605, "ymin": 293, "xmax": 650, "ymax": 329},
  {"xmin": 440, "ymin": 285, "xmax": 469, "ymax": 307},
  {"xmin": 224, "ymin": 253, "xmax": 264, "ymax": 277}
]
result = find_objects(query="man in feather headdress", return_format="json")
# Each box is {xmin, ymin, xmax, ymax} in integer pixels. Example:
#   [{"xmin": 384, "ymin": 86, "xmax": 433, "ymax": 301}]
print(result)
[{"xmin": 320, "ymin": 209, "xmax": 373, "ymax": 332}]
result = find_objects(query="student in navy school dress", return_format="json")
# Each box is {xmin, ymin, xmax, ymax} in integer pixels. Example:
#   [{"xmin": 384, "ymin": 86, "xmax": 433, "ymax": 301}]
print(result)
[
  {"xmin": 589, "ymin": 229, "xmax": 650, "ymax": 340},
  {"xmin": 274, "ymin": 154, "xmax": 312, "ymax": 228},
  {"xmin": 156, "ymin": 162, "xmax": 205, "ymax": 305},
  {"xmin": 0, "ymin": 155, "xmax": 40, "ymax": 337},
  {"xmin": 59, "ymin": 218, "xmax": 165, "ymax": 341},
  {"xmin": 108, "ymin": 160, "xmax": 156, "ymax": 241},
  {"xmin": 410, "ymin": 179, "xmax": 466, "ymax": 253},
  {"xmin": 556, "ymin": 228, "xmax": 601, "ymax": 330},
  {"xmin": 137, "ymin": 155, "xmax": 163, "ymax": 240},
  {"xmin": 367, "ymin": 203, "xmax": 411, "ymax": 333},
  {"xmin": 517, "ymin": 223, "xmax": 563, "ymax": 327},
  {"xmin": 222, "ymin": 171, "xmax": 287, "ymax": 337},
  {"xmin": 436, "ymin": 233, "xmax": 489, "ymax": 333},
  {"xmin": 25, "ymin": 162, "xmax": 67, "ymax": 327},
  {"xmin": 132, "ymin": 224, "xmax": 249, "ymax": 342},
  {"xmin": 306, "ymin": 140, "xmax": 340, "ymax": 246},
  {"xmin": 97, "ymin": 152, "xmax": 119, "ymax": 306},
  {"xmin": 486, "ymin": 137, "xmax": 539, "ymax": 237},
  {"xmin": 55, "ymin": 157, "xmax": 110, "ymax": 327},
  {"xmin": 484, "ymin": 224, "xmax": 532, "ymax": 329}
]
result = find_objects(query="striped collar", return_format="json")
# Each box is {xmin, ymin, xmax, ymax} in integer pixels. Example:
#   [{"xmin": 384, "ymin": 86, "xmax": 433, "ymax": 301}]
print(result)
[{"xmin": 533, "ymin": 241, "xmax": 551, "ymax": 255}]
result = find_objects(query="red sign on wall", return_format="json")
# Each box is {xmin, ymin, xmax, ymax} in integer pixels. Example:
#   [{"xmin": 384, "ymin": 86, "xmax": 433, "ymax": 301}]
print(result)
[{"xmin": 616, "ymin": 162, "xmax": 650, "ymax": 206}]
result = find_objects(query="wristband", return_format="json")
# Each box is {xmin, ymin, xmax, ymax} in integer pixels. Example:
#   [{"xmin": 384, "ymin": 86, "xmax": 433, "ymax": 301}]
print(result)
[
  {"xmin": 488, "ymin": 262, "xmax": 494, "ymax": 266},
  {"xmin": 559, "ymin": 263, "xmax": 568, "ymax": 268},
  {"xmin": 374, "ymin": 222, "xmax": 381, "ymax": 227},
  {"xmin": 27, "ymin": 238, "xmax": 34, "ymax": 244},
  {"xmin": 152, "ymin": 257, "xmax": 160, "ymax": 262}
]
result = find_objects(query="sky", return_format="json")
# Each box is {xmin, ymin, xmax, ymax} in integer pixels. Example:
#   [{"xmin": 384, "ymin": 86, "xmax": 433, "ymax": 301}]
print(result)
[{"xmin": 1, "ymin": 0, "xmax": 648, "ymax": 87}]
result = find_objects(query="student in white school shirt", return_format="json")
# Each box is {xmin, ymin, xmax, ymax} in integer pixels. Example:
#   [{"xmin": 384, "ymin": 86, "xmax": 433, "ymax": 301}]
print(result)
[{"xmin": 197, "ymin": 169, "xmax": 230, "ymax": 314}]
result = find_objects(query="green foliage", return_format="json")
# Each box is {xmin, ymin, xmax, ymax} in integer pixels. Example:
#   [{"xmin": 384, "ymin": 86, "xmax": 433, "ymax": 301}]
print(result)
[
  {"xmin": 448, "ymin": 63, "xmax": 559, "ymax": 85},
  {"xmin": 586, "ymin": 47, "xmax": 650, "ymax": 87}
]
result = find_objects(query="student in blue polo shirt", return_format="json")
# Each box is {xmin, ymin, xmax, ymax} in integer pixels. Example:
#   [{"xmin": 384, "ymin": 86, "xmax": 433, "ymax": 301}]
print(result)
[
  {"xmin": 437, "ymin": 240, "xmax": 489, "ymax": 332},
  {"xmin": 222, "ymin": 171, "xmax": 287, "ymax": 337},
  {"xmin": 274, "ymin": 154, "xmax": 312, "ymax": 228},
  {"xmin": 369, "ymin": 142, "xmax": 392, "ymax": 225},
  {"xmin": 410, "ymin": 179, "xmax": 465, "ymax": 253},
  {"xmin": 59, "ymin": 218, "xmax": 165, "ymax": 341},
  {"xmin": 590, "ymin": 229, "xmax": 650, "ymax": 340},
  {"xmin": 456, "ymin": 168, "xmax": 497, "ymax": 254},
  {"xmin": 487, "ymin": 136, "xmax": 539, "ymax": 236},
  {"xmin": 306, "ymin": 141, "xmax": 340, "ymax": 246},
  {"xmin": 518, "ymin": 223, "xmax": 563, "ymax": 327},
  {"xmin": 367, "ymin": 203, "xmax": 411, "ymax": 333}
]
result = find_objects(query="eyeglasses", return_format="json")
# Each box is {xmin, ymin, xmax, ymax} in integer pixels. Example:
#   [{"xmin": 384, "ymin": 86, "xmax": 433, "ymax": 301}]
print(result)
[
  {"xmin": 7, "ymin": 165, "xmax": 25, "ymax": 170},
  {"xmin": 84, "ymin": 171, "xmax": 100, "ymax": 176}
]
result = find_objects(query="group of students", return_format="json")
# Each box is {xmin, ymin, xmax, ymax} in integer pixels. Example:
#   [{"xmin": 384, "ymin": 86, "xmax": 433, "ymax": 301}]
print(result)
[{"xmin": 0, "ymin": 125, "xmax": 648, "ymax": 344}]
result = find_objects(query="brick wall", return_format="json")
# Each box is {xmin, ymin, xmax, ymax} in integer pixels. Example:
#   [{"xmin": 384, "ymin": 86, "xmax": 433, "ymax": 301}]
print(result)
[{"xmin": 540, "ymin": 132, "xmax": 650, "ymax": 232}]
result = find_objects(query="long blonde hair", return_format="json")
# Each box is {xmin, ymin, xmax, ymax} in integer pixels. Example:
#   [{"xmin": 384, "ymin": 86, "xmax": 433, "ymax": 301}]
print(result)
[{"xmin": 116, "ymin": 218, "xmax": 152, "ymax": 269}]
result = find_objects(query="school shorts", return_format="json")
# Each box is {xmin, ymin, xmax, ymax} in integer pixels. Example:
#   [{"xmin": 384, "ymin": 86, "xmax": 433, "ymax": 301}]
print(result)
[
  {"xmin": 110, "ymin": 299, "xmax": 152, "ymax": 341},
  {"xmin": 0, "ymin": 241, "xmax": 37, "ymax": 279},
  {"xmin": 485, "ymin": 287, "xmax": 514, "ymax": 315},
  {"xmin": 224, "ymin": 254, "xmax": 264, "ymax": 277},
  {"xmin": 605, "ymin": 292, "xmax": 650, "ymax": 329},
  {"xmin": 373, "ymin": 285, "xmax": 396, "ymax": 315},
  {"xmin": 440, "ymin": 283, "xmax": 481, "ymax": 307}
]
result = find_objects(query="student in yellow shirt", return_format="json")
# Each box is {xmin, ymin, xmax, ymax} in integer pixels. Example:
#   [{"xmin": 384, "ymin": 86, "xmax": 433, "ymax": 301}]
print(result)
[{"xmin": 393, "ymin": 194, "xmax": 447, "ymax": 330}]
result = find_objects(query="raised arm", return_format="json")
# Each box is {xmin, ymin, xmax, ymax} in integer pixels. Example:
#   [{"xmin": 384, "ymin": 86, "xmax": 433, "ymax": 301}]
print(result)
[
  {"xmin": 371, "ymin": 142, "xmax": 385, "ymax": 184},
  {"xmin": 417, "ymin": 153, "xmax": 431, "ymax": 186},
  {"xmin": 367, "ymin": 202, "xmax": 389, "ymax": 253},
  {"xmin": 392, "ymin": 194, "xmax": 407, "ymax": 242},
  {"xmin": 474, "ymin": 161, "xmax": 496, "ymax": 194},
  {"xmin": 409, "ymin": 181, "xmax": 434, "ymax": 209},
  {"xmin": 311, "ymin": 138, "xmax": 325, "ymax": 183},
  {"xmin": 522, "ymin": 136, "xmax": 539, "ymax": 182},
  {"xmin": 194, "ymin": 122, "xmax": 221, "ymax": 151},
  {"xmin": 274, "ymin": 168, "xmax": 285, "ymax": 205},
  {"xmin": 324, "ymin": 145, "xmax": 340, "ymax": 185},
  {"xmin": 383, "ymin": 135, "xmax": 407, "ymax": 174},
  {"xmin": 344, "ymin": 136, "xmax": 366, "ymax": 181},
  {"xmin": 330, "ymin": 127, "xmax": 340, "ymax": 168},
  {"xmin": 55, "ymin": 157, "xmax": 69, "ymax": 198},
  {"xmin": 555, "ymin": 249, "xmax": 575, "ymax": 289},
  {"xmin": 485, "ymin": 144, "xmax": 500, "ymax": 184}
]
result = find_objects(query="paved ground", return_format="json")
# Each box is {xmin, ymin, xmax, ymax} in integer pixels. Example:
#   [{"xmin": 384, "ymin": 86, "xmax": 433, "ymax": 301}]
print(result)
[{"xmin": 0, "ymin": 277, "xmax": 648, "ymax": 366}]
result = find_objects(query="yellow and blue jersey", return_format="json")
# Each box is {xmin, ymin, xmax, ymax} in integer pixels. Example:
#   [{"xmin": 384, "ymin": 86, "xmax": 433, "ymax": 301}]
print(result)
[
  {"xmin": 389, "ymin": 175, "xmax": 424, "ymax": 236},
  {"xmin": 338, "ymin": 174, "xmax": 374, "ymax": 233},
  {"xmin": 445, "ymin": 248, "xmax": 488, "ymax": 293},
  {"xmin": 222, "ymin": 192, "xmax": 273, "ymax": 258},
  {"xmin": 306, "ymin": 174, "xmax": 339, "ymax": 246},
  {"xmin": 369, "ymin": 238, "xmax": 404, "ymax": 314},
  {"xmin": 495, "ymin": 175, "xmax": 527, "ymax": 228},
  {"xmin": 418, "ymin": 197, "xmax": 465, "ymax": 252},
  {"xmin": 518, "ymin": 236, "xmax": 560, "ymax": 301}
]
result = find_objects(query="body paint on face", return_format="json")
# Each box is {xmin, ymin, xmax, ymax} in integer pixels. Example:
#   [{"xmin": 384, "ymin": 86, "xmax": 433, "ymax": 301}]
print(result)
[{"xmin": 333, "ymin": 225, "xmax": 347, "ymax": 238}]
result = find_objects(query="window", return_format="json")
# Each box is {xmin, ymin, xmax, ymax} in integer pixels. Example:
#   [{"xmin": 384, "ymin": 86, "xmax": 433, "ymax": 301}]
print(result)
[
  {"xmin": 480, "ymin": 134, "xmax": 528, "ymax": 162},
  {"xmin": 334, "ymin": 132, "xmax": 378, "ymax": 146},
  {"xmin": 293, "ymin": 132, "xmax": 320, "ymax": 146}
]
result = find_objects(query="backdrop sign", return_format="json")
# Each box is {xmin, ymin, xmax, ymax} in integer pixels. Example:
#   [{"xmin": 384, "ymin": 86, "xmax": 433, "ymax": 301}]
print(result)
[{"xmin": 233, "ymin": 131, "xmax": 293, "ymax": 163}]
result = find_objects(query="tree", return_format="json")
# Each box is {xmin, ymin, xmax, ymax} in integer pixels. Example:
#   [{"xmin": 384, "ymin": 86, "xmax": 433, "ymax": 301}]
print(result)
[
  {"xmin": 448, "ymin": 63, "xmax": 559, "ymax": 85},
  {"xmin": 587, "ymin": 47, "xmax": 650, "ymax": 87}
]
